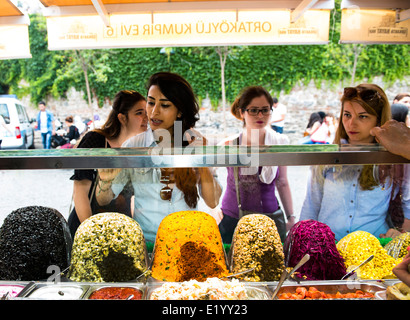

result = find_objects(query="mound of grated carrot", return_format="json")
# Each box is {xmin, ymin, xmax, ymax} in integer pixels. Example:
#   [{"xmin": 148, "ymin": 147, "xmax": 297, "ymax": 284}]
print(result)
[{"xmin": 151, "ymin": 211, "xmax": 229, "ymax": 282}]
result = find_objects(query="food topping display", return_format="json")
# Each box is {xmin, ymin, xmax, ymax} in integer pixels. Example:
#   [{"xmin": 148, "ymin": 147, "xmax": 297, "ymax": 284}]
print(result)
[
  {"xmin": 283, "ymin": 220, "xmax": 346, "ymax": 280},
  {"xmin": 151, "ymin": 211, "xmax": 229, "ymax": 282},
  {"xmin": 0, "ymin": 284, "xmax": 24, "ymax": 298},
  {"xmin": 69, "ymin": 212, "xmax": 147, "ymax": 282},
  {"xmin": 88, "ymin": 286, "xmax": 142, "ymax": 300},
  {"xmin": 150, "ymin": 277, "xmax": 248, "ymax": 300},
  {"xmin": 386, "ymin": 282, "xmax": 410, "ymax": 300},
  {"xmin": 230, "ymin": 214, "xmax": 284, "ymax": 281},
  {"xmin": 278, "ymin": 286, "xmax": 375, "ymax": 300},
  {"xmin": 336, "ymin": 231, "xmax": 398, "ymax": 280},
  {"xmin": 384, "ymin": 232, "xmax": 410, "ymax": 259},
  {"xmin": 0, "ymin": 206, "xmax": 71, "ymax": 281},
  {"xmin": 28, "ymin": 285, "xmax": 85, "ymax": 300}
]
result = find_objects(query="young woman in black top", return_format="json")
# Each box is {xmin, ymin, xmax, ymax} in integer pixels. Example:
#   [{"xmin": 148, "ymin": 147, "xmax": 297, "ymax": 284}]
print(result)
[{"xmin": 67, "ymin": 90, "xmax": 148, "ymax": 237}]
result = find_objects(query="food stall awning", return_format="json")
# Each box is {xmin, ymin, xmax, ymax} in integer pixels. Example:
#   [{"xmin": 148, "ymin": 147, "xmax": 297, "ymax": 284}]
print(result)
[
  {"xmin": 340, "ymin": 0, "xmax": 410, "ymax": 44},
  {"xmin": 39, "ymin": 0, "xmax": 335, "ymax": 50},
  {"xmin": 0, "ymin": 0, "xmax": 31, "ymax": 59}
]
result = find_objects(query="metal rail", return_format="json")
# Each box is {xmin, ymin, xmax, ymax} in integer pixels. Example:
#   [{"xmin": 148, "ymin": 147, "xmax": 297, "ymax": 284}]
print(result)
[{"xmin": 0, "ymin": 144, "xmax": 408, "ymax": 170}]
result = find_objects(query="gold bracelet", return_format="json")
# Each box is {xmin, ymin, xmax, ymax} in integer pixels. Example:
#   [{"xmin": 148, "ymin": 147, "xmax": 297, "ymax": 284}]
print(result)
[{"xmin": 99, "ymin": 178, "xmax": 114, "ymax": 184}]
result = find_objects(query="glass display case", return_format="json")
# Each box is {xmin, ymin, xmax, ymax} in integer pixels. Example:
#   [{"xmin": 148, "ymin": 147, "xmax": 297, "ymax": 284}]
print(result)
[{"xmin": 0, "ymin": 145, "xmax": 408, "ymax": 302}]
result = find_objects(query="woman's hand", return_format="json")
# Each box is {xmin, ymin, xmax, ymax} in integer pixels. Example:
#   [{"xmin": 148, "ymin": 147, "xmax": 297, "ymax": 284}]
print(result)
[
  {"xmin": 95, "ymin": 169, "xmax": 121, "ymax": 206},
  {"xmin": 393, "ymin": 246, "xmax": 410, "ymax": 287},
  {"xmin": 185, "ymin": 128, "xmax": 207, "ymax": 147},
  {"xmin": 98, "ymin": 168, "xmax": 122, "ymax": 181},
  {"xmin": 286, "ymin": 215, "xmax": 296, "ymax": 232},
  {"xmin": 380, "ymin": 228, "xmax": 403, "ymax": 239},
  {"xmin": 208, "ymin": 207, "xmax": 224, "ymax": 225},
  {"xmin": 370, "ymin": 120, "xmax": 410, "ymax": 160}
]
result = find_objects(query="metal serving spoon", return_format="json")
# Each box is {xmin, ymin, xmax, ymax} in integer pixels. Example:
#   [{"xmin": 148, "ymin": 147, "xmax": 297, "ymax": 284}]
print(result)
[
  {"xmin": 220, "ymin": 267, "xmax": 256, "ymax": 280},
  {"xmin": 341, "ymin": 254, "xmax": 374, "ymax": 280},
  {"xmin": 271, "ymin": 254, "xmax": 310, "ymax": 300}
]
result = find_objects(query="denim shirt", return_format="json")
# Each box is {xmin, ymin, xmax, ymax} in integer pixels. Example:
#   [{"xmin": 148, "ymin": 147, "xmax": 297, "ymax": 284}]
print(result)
[
  {"xmin": 36, "ymin": 110, "xmax": 54, "ymax": 132},
  {"xmin": 300, "ymin": 165, "xmax": 392, "ymax": 241}
]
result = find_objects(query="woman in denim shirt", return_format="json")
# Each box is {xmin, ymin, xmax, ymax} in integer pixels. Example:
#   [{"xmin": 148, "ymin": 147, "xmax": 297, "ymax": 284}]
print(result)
[{"xmin": 300, "ymin": 84, "xmax": 409, "ymax": 241}]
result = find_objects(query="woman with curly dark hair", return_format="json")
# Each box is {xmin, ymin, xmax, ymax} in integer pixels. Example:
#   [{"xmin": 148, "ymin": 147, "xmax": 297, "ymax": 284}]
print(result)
[{"xmin": 96, "ymin": 72, "xmax": 222, "ymax": 242}]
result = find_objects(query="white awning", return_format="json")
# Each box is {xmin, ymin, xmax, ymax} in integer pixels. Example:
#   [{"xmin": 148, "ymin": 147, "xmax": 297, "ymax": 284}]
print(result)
[
  {"xmin": 340, "ymin": 0, "xmax": 410, "ymax": 44},
  {"xmin": 39, "ymin": 0, "xmax": 335, "ymax": 49},
  {"xmin": 0, "ymin": 0, "xmax": 31, "ymax": 59}
]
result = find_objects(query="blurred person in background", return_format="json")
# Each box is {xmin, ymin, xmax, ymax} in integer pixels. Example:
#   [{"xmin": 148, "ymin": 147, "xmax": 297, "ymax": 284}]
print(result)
[
  {"xmin": 36, "ymin": 101, "xmax": 55, "ymax": 149},
  {"xmin": 391, "ymin": 103, "xmax": 410, "ymax": 127},
  {"xmin": 393, "ymin": 93, "xmax": 410, "ymax": 108},
  {"xmin": 269, "ymin": 97, "xmax": 287, "ymax": 133},
  {"xmin": 0, "ymin": 114, "xmax": 12, "ymax": 149}
]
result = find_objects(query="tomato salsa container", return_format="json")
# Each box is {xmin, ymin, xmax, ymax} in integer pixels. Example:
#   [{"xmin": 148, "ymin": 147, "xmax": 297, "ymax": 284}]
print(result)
[{"xmin": 84, "ymin": 284, "xmax": 145, "ymax": 300}]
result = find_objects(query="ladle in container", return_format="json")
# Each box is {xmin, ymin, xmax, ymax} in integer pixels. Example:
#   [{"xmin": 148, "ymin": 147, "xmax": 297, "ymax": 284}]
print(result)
[
  {"xmin": 341, "ymin": 254, "xmax": 374, "ymax": 280},
  {"xmin": 271, "ymin": 254, "xmax": 310, "ymax": 300}
]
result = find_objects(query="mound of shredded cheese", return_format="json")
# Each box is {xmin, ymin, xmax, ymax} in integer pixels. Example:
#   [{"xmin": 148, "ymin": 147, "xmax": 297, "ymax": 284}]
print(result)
[{"xmin": 150, "ymin": 277, "xmax": 248, "ymax": 300}]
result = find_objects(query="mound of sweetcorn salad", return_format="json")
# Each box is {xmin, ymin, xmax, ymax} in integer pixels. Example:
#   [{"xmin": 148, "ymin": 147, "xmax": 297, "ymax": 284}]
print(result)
[
  {"xmin": 69, "ymin": 212, "xmax": 147, "ymax": 282},
  {"xmin": 151, "ymin": 211, "xmax": 229, "ymax": 282},
  {"xmin": 336, "ymin": 231, "xmax": 398, "ymax": 280}
]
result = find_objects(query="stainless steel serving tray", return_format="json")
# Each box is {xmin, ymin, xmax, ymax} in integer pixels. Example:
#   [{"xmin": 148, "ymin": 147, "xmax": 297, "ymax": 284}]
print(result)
[
  {"xmin": 146, "ymin": 281, "xmax": 272, "ymax": 300},
  {"xmin": 267, "ymin": 280, "xmax": 387, "ymax": 300},
  {"xmin": 21, "ymin": 282, "xmax": 90, "ymax": 300},
  {"xmin": 83, "ymin": 282, "xmax": 146, "ymax": 300},
  {"xmin": 0, "ymin": 280, "xmax": 29, "ymax": 299}
]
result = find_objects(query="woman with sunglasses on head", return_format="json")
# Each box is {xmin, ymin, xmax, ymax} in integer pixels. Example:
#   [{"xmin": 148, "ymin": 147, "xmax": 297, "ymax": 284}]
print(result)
[
  {"xmin": 96, "ymin": 72, "xmax": 222, "ymax": 243},
  {"xmin": 67, "ymin": 90, "xmax": 148, "ymax": 238},
  {"xmin": 300, "ymin": 84, "xmax": 410, "ymax": 241},
  {"xmin": 215, "ymin": 86, "xmax": 295, "ymax": 243}
]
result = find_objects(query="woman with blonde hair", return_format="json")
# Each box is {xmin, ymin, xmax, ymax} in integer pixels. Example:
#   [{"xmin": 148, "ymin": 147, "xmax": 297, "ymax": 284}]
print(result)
[{"xmin": 300, "ymin": 84, "xmax": 409, "ymax": 240}]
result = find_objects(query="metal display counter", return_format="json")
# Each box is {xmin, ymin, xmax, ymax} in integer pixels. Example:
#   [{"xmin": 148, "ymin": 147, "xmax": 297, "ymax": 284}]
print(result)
[{"xmin": 0, "ymin": 144, "xmax": 408, "ymax": 170}]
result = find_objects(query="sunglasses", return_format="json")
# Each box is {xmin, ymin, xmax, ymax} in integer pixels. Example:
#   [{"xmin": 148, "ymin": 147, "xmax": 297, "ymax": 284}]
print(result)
[
  {"xmin": 121, "ymin": 90, "xmax": 138, "ymax": 95},
  {"xmin": 160, "ymin": 169, "xmax": 174, "ymax": 201},
  {"xmin": 343, "ymin": 87, "xmax": 381, "ymax": 103},
  {"xmin": 245, "ymin": 107, "xmax": 272, "ymax": 116}
]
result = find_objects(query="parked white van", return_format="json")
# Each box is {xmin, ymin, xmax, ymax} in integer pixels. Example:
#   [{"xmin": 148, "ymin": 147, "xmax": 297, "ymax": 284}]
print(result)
[{"xmin": 0, "ymin": 95, "xmax": 35, "ymax": 149}]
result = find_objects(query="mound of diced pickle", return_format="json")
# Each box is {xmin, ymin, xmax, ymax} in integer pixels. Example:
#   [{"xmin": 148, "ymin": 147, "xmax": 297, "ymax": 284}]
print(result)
[
  {"xmin": 230, "ymin": 214, "xmax": 284, "ymax": 281},
  {"xmin": 69, "ymin": 212, "xmax": 147, "ymax": 282}
]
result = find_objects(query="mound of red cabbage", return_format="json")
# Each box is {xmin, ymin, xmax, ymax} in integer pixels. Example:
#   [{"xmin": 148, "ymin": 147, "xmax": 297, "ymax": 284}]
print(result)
[{"xmin": 283, "ymin": 220, "xmax": 346, "ymax": 280}]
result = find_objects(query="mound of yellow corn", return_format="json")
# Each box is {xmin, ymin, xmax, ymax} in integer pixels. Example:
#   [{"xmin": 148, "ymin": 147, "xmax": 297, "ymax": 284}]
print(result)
[{"xmin": 337, "ymin": 231, "xmax": 398, "ymax": 280}]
